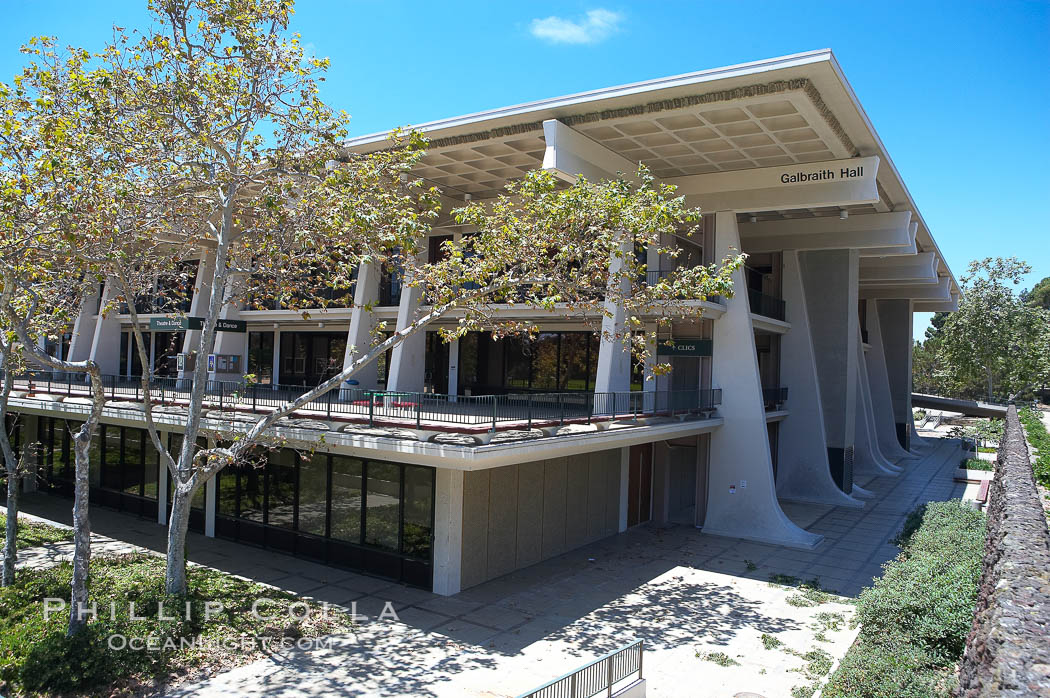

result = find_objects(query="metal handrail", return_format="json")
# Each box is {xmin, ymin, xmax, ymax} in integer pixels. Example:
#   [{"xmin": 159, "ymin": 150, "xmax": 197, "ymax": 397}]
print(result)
[
  {"xmin": 6, "ymin": 371, "xmax": 722, "ymax": 433},
  {"xmin": 747, "ymin": 288, "xmax": 786, "ymax": 321},
  {"xmin": 517, "ymin": 639, "xmax": 643, "ymax": 698}
]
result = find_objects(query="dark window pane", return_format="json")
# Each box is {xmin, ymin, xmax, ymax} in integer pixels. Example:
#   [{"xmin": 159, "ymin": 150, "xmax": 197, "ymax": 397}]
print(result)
[
  {"xmin": 143, "ymin": 432, "xmax": 159, "ymax": 499},
  {"xmin": 402, "ymin": 466, "xmax": 433, "ymax": 561},
  {"xmin": 217, "ymin": 468, "xmax": 237, "ymax": 518},
  {"xmin": 560, "ymin": 333, "xmax": 591, "ymax": 391},
  {"xmin": 330, "ymin": 455, "xmax": 363, "ymax": 543},
  {"xmin": 504, "ymin": 337, "xmax": 530, "ymax": 390},
  {"xmin": 532, "ymin": 333, "xmax": 559, "ymax": 390},
  {"xmin": 239, "ymin": 462, "xmax": 265, "ymax": 522},
  {"xmin": 101, "ymin": 426, "xmax": 120, "ymax": 489},
  {"xmin": 267, "ymin": 449, "xmax": 296, "ymax": 530},
  {"xmin": 364, "ymin": 462, "xmax": 400, "ymax": 552},
  {"xmin": 298, "ymin": 454, "xmax": 328, "ymax": 536},
  {"xmin": 123, "ymin": 429, "xmax": 144, "ymax": 495}
]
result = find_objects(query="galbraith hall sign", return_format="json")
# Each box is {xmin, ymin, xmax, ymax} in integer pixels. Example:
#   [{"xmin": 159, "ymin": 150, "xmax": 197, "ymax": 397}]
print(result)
[{"xmin": 780, "ymin": 163, "xmax": 866, "ymax": 184}]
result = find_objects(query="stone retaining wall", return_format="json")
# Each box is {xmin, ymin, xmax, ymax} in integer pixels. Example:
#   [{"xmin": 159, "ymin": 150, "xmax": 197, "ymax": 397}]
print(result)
[{"xmin": 956, "ymin": 406, "xmax": 1050, "ymax": 697}]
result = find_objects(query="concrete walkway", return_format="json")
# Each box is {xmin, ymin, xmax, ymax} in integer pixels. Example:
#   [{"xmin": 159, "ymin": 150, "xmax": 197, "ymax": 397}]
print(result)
[{"xmin": 10, "ymin": 431, "xmax": 966, "ymax": 698}]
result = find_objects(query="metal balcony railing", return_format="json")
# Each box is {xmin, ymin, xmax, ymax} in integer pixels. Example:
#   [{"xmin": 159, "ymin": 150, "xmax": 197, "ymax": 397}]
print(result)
[
  {"xmin": 517, "ymin": 640, "xmax": 643, "ymax": 698},
  {"xmin": 748, "ymin": 288, "xmax": 786, "ymax": 321},
  {"xmin": 763, "ymin": 386, "xmax": 788, "ymax": 410},
  {"xmin": 7, "ymin": 372, "xmax": 722, "ymax": 435}
]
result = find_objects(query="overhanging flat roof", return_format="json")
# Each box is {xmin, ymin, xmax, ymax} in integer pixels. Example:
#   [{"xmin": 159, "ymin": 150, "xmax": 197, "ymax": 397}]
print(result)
[{"xmin": 343, "ymin": 49, "xmax": 958, "ymax": 299}]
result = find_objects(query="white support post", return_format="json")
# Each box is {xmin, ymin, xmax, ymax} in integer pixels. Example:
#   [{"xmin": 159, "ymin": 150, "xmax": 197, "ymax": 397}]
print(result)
[
  {"xmin": 386, "ymin": 252, "xmax": 427, "ymax": 394},
  {"xmin": 88, "ymin": 280, "xmax": 123, "ymax": 377},
  {"xmin": 853, "ymin": 326, "xmax": 902, "ymax": 478},
  {"xmin": 431, "ymin": 468, "xmax": 464, "ymax": 596},
  {"xmin": 447, "ymin": 337, "xmax": 460, "ymax": 400},
  {"xmin": 271, "ymin": 327, "xmax": 281, "ymax": 386},
  {"xmin": 343, "ymin": 260, "xmax": 380, "ymax": 390},
  {"xmin": 705, "ymin": 212, "xmax": 822, "ymax": 549},
  {"xmin": 775, "ymin": 251, "xmax": 864, "ymax": 508},
  {"xmin": 594, "ymin": 234, "xmax": 633, "ymax": 402},
  {"xmin": 864, "ymin": 299, "xmax": 918, "ymax": 460}
]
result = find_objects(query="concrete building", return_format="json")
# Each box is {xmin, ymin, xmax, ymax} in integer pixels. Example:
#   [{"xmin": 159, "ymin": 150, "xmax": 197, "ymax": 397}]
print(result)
[{"xmin": 10, "ymin": 50, "xmax": 958, "ymax": 595}]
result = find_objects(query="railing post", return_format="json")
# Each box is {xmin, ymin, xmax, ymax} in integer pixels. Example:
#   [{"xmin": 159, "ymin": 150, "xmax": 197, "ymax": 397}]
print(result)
[
  {"xmin": 570, "ymin": 672, "xmax": 577, "ymax": 698},
  {"xmin": 587, "ymin": 392, "xmax": 593, "ymax": 424},
  {"xmin": 607, "ymin": 654, "xmax": 614, "ymax": 697},
  {"xmin": 253, "ymin": 385, "xmax": 257, "ymax": 412},
  {"xmin": 559, "ymin": 392, "xmax": 565, "ymax": 426},
  {"xmin": 416, "ymin": 393, "xmax": 422, "ymax": 429},
  {"xmin": 492, "ymin": 395, "xmax": 497, "ymax": 433},
  {"xmin": 368, "ymin": 393, "xmax": 375, "ymax": 427},
  {"xmin": 639, "ymin": 640, "xmax": 644, "ymax": 679},
  {"xmin": 327, "ymin": 388, "xmax": 332, "ymax": 420},
  {"xmin": 527, "ymin": 393, "xmax": 532, "ymax": 429}
]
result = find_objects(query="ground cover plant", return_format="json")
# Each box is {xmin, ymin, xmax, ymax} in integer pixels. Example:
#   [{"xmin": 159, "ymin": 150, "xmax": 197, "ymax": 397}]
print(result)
[
  {"xmin": 0, "ymin": 513, "xmax": 73, "ymax": 549},
  {"xmin": 1019, "ymin": 407, "xmax": 1050, "ymax": 489},
  {"xmin": 821, "ymin": 500, "xmax": 986, "ymax": 698},
  {"xmin": 959, "ymin": 458, "xmax": 993, "ymax": 472},
  {"xmin": 0, "ymin": 553, "xmax": 353, "ymax": 696}
]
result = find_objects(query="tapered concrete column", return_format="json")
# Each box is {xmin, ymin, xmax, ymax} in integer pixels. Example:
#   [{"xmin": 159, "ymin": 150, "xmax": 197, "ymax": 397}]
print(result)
[
  {"xmin": 775, "ymin": 251, "xmax": 863, "ymax": 508},
  {"xmin": 343, "ymin": 261, "xmax": 381, "ymax": 390},
  {"xmin": 386, "ymin": 253, "xmax": 427, "ymax": 394},
  {"xmin": 800, "ymin": 249, "xmax": 860, "ymax": 493},
  {"xmin": 447, "ymin": 338, "xmax": 460, "ymax": 398},
  {"xmin": 863, "ymin": 298, "xmax": 916, "ymax": 460},
  {"xmin": 180, "ymin": 252, "xmax": 218, "ymax": 377},
  {"xmin": 157, "ymin": 452, "xmax": 168, "ymax": 525},
  {"xmin": 432, "ymin": 468, "xmax": 464, "ymax": 596},
  {"xmin": 66, "ymin": 284, "xmax": 102, "ymax": 369},
  {"xmin": 706, "ymin": 212, "xmax": 821, "ymax": 549},
  {"xmin": 853, "ymin": 328, "xmax": 902, "ymax": 478},
  {"xmin": 208, "ymin": 274, "xmax": 247, "ymax": 382},
  {"xmin": 88, "ymin": 280, "xmax": 123, "ymax": 377},
  {"xmin": 594, "ymin": 235, "xmax": 633, "ymax": 396},
  {"xmin": 271, "ymin": 327, "xmax": 282, "ymax": 385},
  {"xmin": 876, "ymin": 299, "xmax": 914, "ymax": 451}
]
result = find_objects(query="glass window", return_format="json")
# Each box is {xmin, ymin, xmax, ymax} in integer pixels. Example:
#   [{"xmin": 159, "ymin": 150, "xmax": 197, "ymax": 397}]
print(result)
[
  {"xmin": 329, "ymin": 455, "xmax": 362, "ymax": 543},
  {"xmin": 402, "ymin": 466, "xmax": 433, "ymax": 561},
  {"xmin": 143, "ymin": 432, "xmax": 159, "ymax": 499},
  {"xmin": 217, "ymin": 466, "xmax": 238, "ymax": 518},
  {"xmin": 248, "ymin": 332, "xmax": 275, "ymax": 384},
  {"xmin": 560, "ymin": 332, "xmax": 592, "ymax": 391},
  {"xmin": 101, "ymin": 426, "xmax": 120, "ymax": 489},
  {"xmin": 531, "ymin": 333, "xmax": 560, "ymax": 390},
  {"xmin": 238, "ymin": 459, "xmax": 265, "ymax": 523},
  {"xmin": 298, "ymin": 454, "xmax": 328, "ymax": 537},
  {"xmin": 123, "ymin": 429, "xmax": 144, "ymax": 496},
  {"xmin": 504, "ymin": 337, "xmax": 531, "ymax": 390},
  {"xmin": 266, "ymin": 449, "xmax": 296, "ymax": 529},
  {"xmin": 364, "ymin": 462, "xmax": 400, "ymax": 552}
]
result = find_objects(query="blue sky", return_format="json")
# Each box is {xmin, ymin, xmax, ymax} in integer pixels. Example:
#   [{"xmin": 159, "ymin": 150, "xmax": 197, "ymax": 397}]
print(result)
[{"xmin": 2, "ymin": 1, "xmax": 1047, "ymax": 340}]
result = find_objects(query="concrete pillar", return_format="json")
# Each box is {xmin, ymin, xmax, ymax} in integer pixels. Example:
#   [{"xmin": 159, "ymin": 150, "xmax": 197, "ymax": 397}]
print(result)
[
  {"xmin": 876, "ymin": 299, "xmax": 914, "ymax": 451},
  {"xmin": 208, "ymin": 274, "xmax": 247, "ymax": 382},
  {"xmin": 386, "ymin": 254, "xmax": 426, "ymax": 394},
  {"xmin": 447, "ymin": 338, "xmax": 460, "ymax": 398},
  {"xmin": 66, "ymin": 284, "xmax": 101, "ymax": 369},
  {"xmin": 618, "ymin": 447, "xmax": 630, "ymax": 532},
  {"xmin": 694, "ymin": 433, "xmax": 710, "ymax": 527},
  {"xmin": 775, "ymin": 251, "xmax": 863, "ymax": 508},
  {"xmin": 157, "ymin": 446, "xmax": 168, "ymax": 525},
  {"xmin": 853, "ymin": 328, "xmax": 902, "ymax": 478},
  {"xmin": 705, "ymin": 212, "xmax": 822, "ymax": 549},
  {"xmin": 594, "ymin": 235, "xmax": 633, "ymax": 397},
  {"xmin": 863, "ymin": 299, "xmax": 916, "ymax": 460},
  {"xmin": 432, "ymin": 468, "xmax": 464, "ymax": 596},
  {"xmin": 343, "ymin": 261, "xmax": 381, "ymax": 390},
  {"xmin": 179, "ymin": 252, "xmax": 218, "ymax": 377},
  {"xmin": 271, "ymin": 326, "xmax": 282, "ymax": 385},
  {"xmin": 800, "ymin": 249, "xmax": 859, "ymax": 493},
  {"xmin": 88, "ymin": 280, "xmax": 123, "ymax": 377}
]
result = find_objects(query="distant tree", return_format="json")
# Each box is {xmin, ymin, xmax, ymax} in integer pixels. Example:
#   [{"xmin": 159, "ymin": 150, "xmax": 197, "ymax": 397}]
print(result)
[
  {"xmin": 1022, "ymin": 275, "xmax": 1050, "ymax": 310},
  {"xmin": 912, "ymin": 340, "xmax": 941, "ymax": 395},
  {"xmin": 936, "ymin": 257, "xmax": 1050, "ymax": 401}
]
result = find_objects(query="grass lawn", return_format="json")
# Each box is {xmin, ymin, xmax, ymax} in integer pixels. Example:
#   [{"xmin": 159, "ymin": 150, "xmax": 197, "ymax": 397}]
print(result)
[
  {"xmin": 0, "ymin": 513, "xmax": 74, "ymax": 548},
  {"xmin": 0, "ymin": 553, "xmax": 354, "ymax": 696}
]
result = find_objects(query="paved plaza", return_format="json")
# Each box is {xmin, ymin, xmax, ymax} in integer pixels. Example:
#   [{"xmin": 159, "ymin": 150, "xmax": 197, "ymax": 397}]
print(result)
[{"xmin": 7, "ymin": 428, "xmax": 967, "ymax": 698}]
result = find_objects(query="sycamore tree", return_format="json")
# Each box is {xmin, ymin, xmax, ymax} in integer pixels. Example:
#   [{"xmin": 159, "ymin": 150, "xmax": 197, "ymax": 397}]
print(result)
[
  {"xmin": 53, "ymin": 0, "xmax": 743, "ymax": 596},
  {"xmin": 936, "ymin": 257, "xmax": 1050, "ymax": 401}
]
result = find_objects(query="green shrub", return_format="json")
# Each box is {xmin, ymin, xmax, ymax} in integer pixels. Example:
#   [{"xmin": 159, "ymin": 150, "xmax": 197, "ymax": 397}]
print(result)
[
  {"xmin": 822, "ymin": 500, "xmax": 986, "ymax": 698},
  {"xmin": 1019, "ymin": 407, "xmax": 1050, "ymax": 488},
  {"xmin": 959, "ymin": 458, "xmax": 993, "ymax": 472}
]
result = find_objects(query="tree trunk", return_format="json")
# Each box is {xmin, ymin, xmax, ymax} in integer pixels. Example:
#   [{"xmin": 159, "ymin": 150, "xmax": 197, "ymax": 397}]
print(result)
[
  {"xmin": 2, "ymin": 470, "xmax": 17, "ymax": 586},
  {"xmin": 164, "ymin": 482, "xmax": 194, "ymax": 595},
  {"xmin": 68, "ymin": 429, "xmax": 92, "ymax": 635}
]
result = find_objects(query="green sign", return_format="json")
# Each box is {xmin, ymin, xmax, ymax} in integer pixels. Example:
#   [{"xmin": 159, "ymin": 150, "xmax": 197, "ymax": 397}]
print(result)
[
  {"xmin": 657, "ymin": 339, "xmax": 712, "ymax": 357},
  {"xmin": 148, "ymin": 316, "xmax": 245, "ymax": 333}
]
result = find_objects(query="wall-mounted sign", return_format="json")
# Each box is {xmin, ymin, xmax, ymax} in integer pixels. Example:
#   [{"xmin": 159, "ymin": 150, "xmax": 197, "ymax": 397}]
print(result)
[
  {"xmin": 656, "ymin": 339, "xmax": 713, "ymax": 357},
  {"xmin": 149, "ymin": 316, "xmax": 245, "ymax": 333}
]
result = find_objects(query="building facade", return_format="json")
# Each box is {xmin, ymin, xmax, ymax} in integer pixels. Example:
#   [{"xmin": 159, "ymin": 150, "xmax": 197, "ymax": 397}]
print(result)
[{"xmin": 9, "ymin": 50, "xmax": 958, "ymax": 595}]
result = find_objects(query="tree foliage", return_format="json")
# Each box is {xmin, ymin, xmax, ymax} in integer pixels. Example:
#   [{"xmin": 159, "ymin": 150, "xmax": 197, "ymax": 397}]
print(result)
[{"xmin": 930, "ymin": 257, "xmax": 1050, "ymax": 401}]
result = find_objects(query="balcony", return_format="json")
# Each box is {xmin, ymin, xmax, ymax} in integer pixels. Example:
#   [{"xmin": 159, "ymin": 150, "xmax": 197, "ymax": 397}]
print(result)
[
  {"xmin": 762, "ymin": 386, "xmax": 788, "ymax": 411},
  {"xmin": 9, "ymin": 372, "xmax": 722, "ymax": 444},
  {"xmin": 748, "ymin": 289, "xmax": 786, "ymax": 321}
]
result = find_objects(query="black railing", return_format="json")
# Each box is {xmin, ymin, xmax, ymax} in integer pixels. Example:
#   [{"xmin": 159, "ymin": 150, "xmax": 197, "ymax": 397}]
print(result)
[
  {"xmin": 763, "ymin": 386, "xmax": 788, "ymax": 410},
  {"xmin": 8, "ymin": 372, "xmax": 721, "ymax": 434},
  {"xmin": 748, "ymin": 288, "xmax": 786, "ymax": 321}
]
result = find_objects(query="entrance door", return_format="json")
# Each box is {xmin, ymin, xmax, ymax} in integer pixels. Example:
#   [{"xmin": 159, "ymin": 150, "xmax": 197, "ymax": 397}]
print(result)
[{"xmin": 627, "ymin": 443, "xmax": 653, "ymax": 527}]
